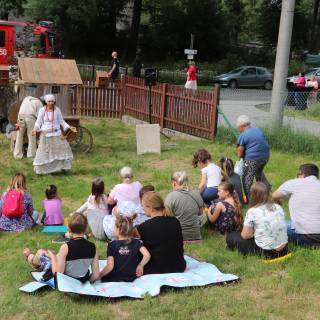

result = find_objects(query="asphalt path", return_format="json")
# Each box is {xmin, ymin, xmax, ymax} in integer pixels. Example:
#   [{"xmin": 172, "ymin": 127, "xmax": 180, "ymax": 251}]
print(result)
[{"xmin": 218, "ymin": 89, "xmax": 320, "ymax": 137}]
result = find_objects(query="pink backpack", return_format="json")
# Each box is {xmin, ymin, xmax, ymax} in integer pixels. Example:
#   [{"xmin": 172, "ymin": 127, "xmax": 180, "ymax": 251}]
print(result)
[{"xmin": 2, "ymin": 190, "xmax": 25, "ymax": 218}]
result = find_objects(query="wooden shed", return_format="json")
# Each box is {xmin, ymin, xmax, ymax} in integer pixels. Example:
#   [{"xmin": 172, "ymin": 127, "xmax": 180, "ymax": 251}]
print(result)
[{"xmin": 17, "ymin": 58, "xmax": 83, "ymax": 115}]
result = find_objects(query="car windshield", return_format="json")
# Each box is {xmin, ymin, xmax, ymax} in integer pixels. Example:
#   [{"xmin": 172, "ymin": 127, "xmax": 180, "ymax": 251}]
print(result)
[{"xmin": 228, "ymin": 67, "xmax": 244, "ymax": 74}]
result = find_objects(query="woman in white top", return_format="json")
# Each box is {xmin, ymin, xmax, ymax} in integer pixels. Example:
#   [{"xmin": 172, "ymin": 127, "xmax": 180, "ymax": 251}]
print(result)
[
  {"xmin": 32, "ymin": 94, "xmax": 76, "ymax": 174},
  {"xmin": 226, "ymin": 182, "xmax": 288, "ymax": 259},
  {"xmin": 75, "ymin": 177, "xmax": 109, "ymax": 240},
  {"xmin": 192, "ymin": 149, "xmax": 221, "ymax": 206}
]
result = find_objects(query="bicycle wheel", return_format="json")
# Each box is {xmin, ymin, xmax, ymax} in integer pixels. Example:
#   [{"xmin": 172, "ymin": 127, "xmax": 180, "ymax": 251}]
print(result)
[{"xmin": 69, "ymin": 126, "xmax": 94, "ymax": 153}]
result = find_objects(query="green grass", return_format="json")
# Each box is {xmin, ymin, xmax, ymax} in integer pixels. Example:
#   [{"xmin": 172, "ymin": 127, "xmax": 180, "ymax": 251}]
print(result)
[
  {"xmin": 1, "ymin": 118, "xmax": 320, "ymax": 320},
  {"xmin": 284, "ymin": 103, "xmax": 320, "ymax": 122}
]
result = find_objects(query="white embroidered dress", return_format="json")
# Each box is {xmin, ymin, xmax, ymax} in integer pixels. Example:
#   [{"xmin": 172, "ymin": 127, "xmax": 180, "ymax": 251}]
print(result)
[{"xmin": 33, "ymin": 106, "xmax": 73, "ymax": 174}]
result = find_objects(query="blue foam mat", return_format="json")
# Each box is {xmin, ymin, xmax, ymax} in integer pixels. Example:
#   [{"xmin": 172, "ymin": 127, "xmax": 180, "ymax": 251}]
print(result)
[
  {"xmin": 19, "ymin": 256, "xmax": 239, "ymax": 298},
  {"xmin": 41, "ymin": 226, "xmax": 68, "ymax": 234}
]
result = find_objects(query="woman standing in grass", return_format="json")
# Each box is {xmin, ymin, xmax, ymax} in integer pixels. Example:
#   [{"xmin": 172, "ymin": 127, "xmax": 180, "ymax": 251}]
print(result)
[
  {"xmin": 226, "ymin": 182, "xmax": 288, "ymax": 259},
  {"xmin": 0, "ymin": 173, "xmax": 37, "ymax": 232},
  {"xmin": 236, "ymin": 115, "xmax": 270, "ymax": 202},
  {"xmin": 137, "ymin": 192, "xmax": 186, "ymax": 274},
  {"xmin": 208, "ymin": 182, "xmax": 243, "ymax": 234},
  {"xmin": 192, "ymin": 149, "xmax": 222, "ymax": 206},
  {"xmin": 32, "ymin": 94, "xmax": 76, "ymax": 175}
]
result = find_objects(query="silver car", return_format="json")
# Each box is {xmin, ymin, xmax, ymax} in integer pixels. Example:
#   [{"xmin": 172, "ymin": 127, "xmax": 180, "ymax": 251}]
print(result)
[
  {"xmin": 213, "ymin": 66, "xmax": 273, "ymax": 89},
  {"xmin": 287, "ymin": 68, "xmax": 320, "ymax": 85}
]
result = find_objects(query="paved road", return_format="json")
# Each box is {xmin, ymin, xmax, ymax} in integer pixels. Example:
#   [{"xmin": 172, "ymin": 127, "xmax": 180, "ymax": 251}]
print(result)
[{"xmin": 218, "ymin": 89, "xmax": 320, "ymax": 137}]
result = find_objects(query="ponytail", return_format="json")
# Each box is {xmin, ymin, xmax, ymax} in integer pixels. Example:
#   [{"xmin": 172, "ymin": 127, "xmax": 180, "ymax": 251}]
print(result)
[
  {"xmin": 115, "ymin": 215, "xmax": 136, "ymax": 238},
  {"xmin": 231, "ymin": 191, "xmax": 243, "ymax": 230}
]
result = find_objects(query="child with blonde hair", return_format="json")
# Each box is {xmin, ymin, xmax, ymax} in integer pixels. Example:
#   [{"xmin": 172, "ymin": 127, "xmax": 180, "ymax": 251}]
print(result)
[{"xmin": 100, "ymin": 215, "xmax": 150, "ymax": 282}]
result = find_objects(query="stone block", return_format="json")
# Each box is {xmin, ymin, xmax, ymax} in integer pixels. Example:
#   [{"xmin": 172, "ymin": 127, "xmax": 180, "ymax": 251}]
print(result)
[{"xmin": 136, "ymin": 124, "xmax": 161, "ymax": 155}]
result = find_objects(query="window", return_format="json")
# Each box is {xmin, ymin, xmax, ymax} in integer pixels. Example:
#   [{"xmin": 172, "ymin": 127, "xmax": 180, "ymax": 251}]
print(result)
[
  {"xmin": 257, "ymin": 68, "xmax": 266, "ymax": 75},
  {"xmin": 0, "ymin": 31, "xmax": 5, "ymax": 47},
  {"xmin": 242, "ymin": 68, "xmax": 256, "ymax": 76}
]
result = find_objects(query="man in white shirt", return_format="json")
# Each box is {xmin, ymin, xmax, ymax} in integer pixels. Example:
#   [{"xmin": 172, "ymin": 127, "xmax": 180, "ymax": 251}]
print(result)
[
  {"xmin": 272, "ymin": 163, "xmax": 320, "ymax": 247},
  {"xmin": 13, "ymin": 96, "xmax": 43, "ymax": 159}
]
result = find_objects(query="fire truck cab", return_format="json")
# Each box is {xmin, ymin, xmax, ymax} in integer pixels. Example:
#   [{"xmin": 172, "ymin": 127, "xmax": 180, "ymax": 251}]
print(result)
[{"xmin": 0, "ymin": 20, "xmax": 57, "ymax": 66}]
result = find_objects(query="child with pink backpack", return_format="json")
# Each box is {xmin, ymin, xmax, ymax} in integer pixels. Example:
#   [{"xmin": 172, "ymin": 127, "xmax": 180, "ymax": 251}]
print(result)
[{"xmin": 0, "ymin": 173, "xmax": 38, "ymax": 232}]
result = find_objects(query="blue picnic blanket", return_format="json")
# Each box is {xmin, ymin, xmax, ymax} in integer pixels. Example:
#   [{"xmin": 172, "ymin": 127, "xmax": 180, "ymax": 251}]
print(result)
[{"xmin": 19, "ymin": 256, "xmax": 239, "ymax": 298}]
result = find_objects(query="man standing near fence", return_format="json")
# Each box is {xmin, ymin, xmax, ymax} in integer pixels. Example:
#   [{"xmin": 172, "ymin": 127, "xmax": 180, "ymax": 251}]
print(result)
[
  {"xmin": 185, "ymin": 61, "xmax": 197, "ymax": 92},
  {"xmin": 13, "ymin": 96, "xmax": 43, "ymax": 159},
  {"xmin": 108, "ymin": 51, "xmax": 120, "ymax": 81}
]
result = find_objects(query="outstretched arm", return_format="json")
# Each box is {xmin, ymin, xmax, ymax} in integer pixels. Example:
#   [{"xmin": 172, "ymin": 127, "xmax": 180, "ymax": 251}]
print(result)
[
  {"xmin": 90, "ymin": 252, "xmax": 100, "ymax": 282},
  {"xmin": 198, "ymin": 172, "xmax": 207, "ymax": 193},
  {"xmin": 47, "ymin": 244, "xmax": 68, "ymax": 274}
]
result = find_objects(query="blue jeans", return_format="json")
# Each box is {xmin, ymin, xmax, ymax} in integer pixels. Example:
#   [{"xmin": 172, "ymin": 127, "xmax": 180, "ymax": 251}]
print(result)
[
  {"xmin": 202, "ymin": 187, "xmax": 218, "ymax": 206},
  {"xmin": 287, "ymin": 221, "xmax": 320, "ymax": 247}
]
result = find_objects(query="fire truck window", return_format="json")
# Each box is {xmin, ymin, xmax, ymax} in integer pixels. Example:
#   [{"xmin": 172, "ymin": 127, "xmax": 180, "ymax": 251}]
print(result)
[{"xmin": 0, "ymin": 31, "xmax": 5, "ymax": 47}]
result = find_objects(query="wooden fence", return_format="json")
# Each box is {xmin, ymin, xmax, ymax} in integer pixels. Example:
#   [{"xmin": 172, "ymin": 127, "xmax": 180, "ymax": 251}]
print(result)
[{"xmin": 71, "ymin": 75, "xmax": 219, "ymax": 140}]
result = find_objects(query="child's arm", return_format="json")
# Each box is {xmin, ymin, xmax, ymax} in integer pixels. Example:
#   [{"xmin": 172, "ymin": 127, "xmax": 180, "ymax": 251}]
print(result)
[
  {"xmin": 99, "ymin": 256, "xmax": 114, "ymax": 279},
  {"xmin": 198, "ymin": 172, "xmax": 207, "ymax": 193},
  {"xmin": 136, "ymin": 246, "xmax": 151, "ymax": 277},
  {"xmin": 207, "ymin": 202, "xmax": 225, "ymax": 224},
  {"xmin": 89, "ymin": 252, "xmax": 100, "ymax": 283},
  {"xmin": 47, "ymin": 244, "xmax": 68, "ymax": 274}
]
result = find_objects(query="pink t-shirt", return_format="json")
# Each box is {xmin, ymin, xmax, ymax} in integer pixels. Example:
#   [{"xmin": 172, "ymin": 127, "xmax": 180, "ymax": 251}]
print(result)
[
  {"xmin": 43, "ymin": 198, "xmax": 64, "ymax": 225},
  {"xmin": 109, "ymin": 181, "xmax": 142, "ymax": 205}
]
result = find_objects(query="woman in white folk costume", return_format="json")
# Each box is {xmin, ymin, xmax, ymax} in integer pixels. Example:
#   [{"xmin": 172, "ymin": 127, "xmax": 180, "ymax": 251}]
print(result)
[{"xmin": 32, "ymin": 94, "xmax": 76, "ymax": 174}]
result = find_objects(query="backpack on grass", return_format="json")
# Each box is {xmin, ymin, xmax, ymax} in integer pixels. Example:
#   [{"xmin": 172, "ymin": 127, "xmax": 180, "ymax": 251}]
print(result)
[{"xmin": 2, "ymin": 190, "xmax": 25, "ymax": 218}]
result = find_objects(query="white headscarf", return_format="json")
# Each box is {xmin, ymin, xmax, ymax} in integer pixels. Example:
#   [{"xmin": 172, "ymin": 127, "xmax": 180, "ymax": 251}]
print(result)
[{"xmin": 44, "ymin": 94, "xmax": 56, "ymax": 103}]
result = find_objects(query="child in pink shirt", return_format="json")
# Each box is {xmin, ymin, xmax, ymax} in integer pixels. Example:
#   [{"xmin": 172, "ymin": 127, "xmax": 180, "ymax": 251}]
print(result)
[{"xmin": 41, "ymin": 185, "xmax": 64, "ymax": 225}]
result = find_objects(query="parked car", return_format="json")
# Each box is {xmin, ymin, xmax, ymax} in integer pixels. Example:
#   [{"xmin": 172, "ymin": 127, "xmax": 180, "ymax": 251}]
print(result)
[
  {"xmin": 213, "ymin": 66, "xmax": 273, "ymax": 89},
  {"xmin": 287, "ymin": 68, "xmax": 320, "ymax": 85}
]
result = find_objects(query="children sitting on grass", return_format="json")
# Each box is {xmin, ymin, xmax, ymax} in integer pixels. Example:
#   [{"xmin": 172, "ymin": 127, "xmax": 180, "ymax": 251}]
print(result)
[
  {"xmin": 74, "ymin": 177, "xmax": 109, "ymax": 240},
  {"xmin": 226, "ymin": 182, "xmax": 289, "ymax": 259},
  {"xmin": 41, "ymin": 185, "xmax": 64, "ymax": 225},
  {"xmin": 23, "ymin": 213, "xmax": 100, "ymax": 283},
  {"xmin": 192, "ymin": 149, "xmax": 222, "ymax": 206},
  {"xmin": 207, "ymin": 182, "xmax": 243, "ymax": 234},
  {"xmin": 99, "ymin": 215, "xmax": 151, "ymax": 282}
]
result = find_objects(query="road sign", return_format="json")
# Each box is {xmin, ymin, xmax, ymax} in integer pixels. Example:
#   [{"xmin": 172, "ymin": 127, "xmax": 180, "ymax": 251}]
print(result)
[{"xmin": 184, "ymin": 49, "xmax": 197, "ymax": 55}]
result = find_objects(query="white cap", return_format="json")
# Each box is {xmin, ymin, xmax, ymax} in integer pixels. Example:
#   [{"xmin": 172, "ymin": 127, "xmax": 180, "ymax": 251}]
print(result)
[
  {"xmin": 117, "ymin": 201, "xmax": 139, "ymax": 218},
  {"xmin": 236, "ymin": 115, "xmax": 250, "ymax": 127},
  {"xmin": 44, "ymin": 94, "xmax": 55, "ymax": 103}
]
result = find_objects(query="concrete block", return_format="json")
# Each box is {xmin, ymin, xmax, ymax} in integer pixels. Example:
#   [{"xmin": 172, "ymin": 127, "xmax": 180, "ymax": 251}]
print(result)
[{"xmin": 136, "ymin": 124, "xmax": 161, "ymax": 155}]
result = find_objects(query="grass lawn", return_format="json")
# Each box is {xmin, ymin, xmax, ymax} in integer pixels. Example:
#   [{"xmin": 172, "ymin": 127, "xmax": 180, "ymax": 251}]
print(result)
[
  {"xmin": 284, "ymin": 103, "xmax": 320, "ymax": 122},
  {"xmin": 1, "ymin": 118, "xmax": 320, "ymax": 320}
]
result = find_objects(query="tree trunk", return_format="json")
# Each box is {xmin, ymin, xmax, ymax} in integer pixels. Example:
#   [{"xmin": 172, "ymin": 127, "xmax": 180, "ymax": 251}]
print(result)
[
  {"xmin": 310, "ymin": 0, "xmax": 320, "ymax": 51},
  {"xmin": 129, "ymin": 0, "xmax": 142, "ymax": 57},
  {"xmin": 0, "ymin": 11, "xmax": 9, "ymax": 20}
]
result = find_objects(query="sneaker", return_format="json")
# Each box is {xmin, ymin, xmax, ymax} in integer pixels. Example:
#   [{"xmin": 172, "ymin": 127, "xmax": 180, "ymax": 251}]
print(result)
[{"xmin": 52, "ymin": 235, "xmax": 70, "ymax": 244}]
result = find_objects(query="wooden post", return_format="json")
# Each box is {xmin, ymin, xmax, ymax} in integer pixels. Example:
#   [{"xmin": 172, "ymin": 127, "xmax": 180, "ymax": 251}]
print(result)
[
  {"xmin": 76, "ymin": 86, "xmax": 81, "ymax": 116},
  {"xmin": 210, "ymin": 84, "xmax": 219, "ymax": 142},
  {"xmin": 160, "ymin": 83, "xmax": 167, "ymax": 129},
  {"xmin": 119, "ymin": 74, "xmax": 126, "ymax": 119}
]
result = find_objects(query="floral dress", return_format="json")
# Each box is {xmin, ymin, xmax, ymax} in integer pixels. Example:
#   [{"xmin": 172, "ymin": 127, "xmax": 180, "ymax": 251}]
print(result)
[
  {"xmin": 0, "ymin": 192, "xmax": 35, "ymax": 232},
  {"xmin": 209, "ymin": 199, "xmax": 237, "ymax": 234}
]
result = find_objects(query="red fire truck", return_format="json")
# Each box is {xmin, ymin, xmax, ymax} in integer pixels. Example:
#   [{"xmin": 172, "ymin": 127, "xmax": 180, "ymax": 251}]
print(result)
[{"xmin": 0, "ymin": 20, "xmax": 57, "ymax": 67}]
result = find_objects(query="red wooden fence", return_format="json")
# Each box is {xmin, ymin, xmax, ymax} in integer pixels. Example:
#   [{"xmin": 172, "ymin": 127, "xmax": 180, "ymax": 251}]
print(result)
[{"xmin": 72, "ymin": 76, "xmax": 219, "ymax": 140}]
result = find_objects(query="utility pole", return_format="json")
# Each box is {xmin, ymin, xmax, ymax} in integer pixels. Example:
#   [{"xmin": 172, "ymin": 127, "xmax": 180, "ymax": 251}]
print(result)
[{"xmin": 270, "ymin": 0, "xmax": 296, "ymax": 125}]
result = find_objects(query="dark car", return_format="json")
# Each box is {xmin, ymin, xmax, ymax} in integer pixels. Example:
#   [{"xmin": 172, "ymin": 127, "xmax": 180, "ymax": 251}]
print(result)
[{"xmin": 213, "ymin": 66, "xmax": 273, "ymax": 89}]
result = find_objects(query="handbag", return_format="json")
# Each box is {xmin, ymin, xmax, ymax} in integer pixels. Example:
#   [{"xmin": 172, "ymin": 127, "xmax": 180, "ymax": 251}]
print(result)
[{"xmin": 234, "ymin": 159, "xmax": 244, "ymax": 176}]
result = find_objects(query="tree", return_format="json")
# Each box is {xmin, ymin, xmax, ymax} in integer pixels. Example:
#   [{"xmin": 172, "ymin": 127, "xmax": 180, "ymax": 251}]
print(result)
[{"xmin": 0, "ymin": 0, "xmax": 25, "ymax": 20}]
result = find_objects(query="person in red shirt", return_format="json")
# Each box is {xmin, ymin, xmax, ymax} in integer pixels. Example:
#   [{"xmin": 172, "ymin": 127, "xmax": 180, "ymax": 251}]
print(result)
[{"xmin": 185, "ymin": 61, "xmax": 197, "ymax": 91}]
